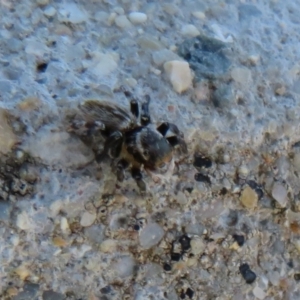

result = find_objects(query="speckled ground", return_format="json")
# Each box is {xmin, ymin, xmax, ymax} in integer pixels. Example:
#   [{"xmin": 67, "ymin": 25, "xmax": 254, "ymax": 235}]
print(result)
[{"xmin": 1, "ymin": 0, "xmax": 300, "ymax": 299}]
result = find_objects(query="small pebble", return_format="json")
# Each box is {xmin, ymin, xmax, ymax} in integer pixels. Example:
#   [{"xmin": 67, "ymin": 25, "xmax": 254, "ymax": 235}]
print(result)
[
  {"xmin": 37, "ymin": 0, "xmax": 49, "ymax": 5},
  {"xmin": 186, "ymin": 288, "xmax": 194, "ymax": 299},
  {"xmin": 240, "ymin": 185, "xmax": 258, "ymax": 209},
  {"xmin": 193, "ymin": 154, "xmax": 212, "ymax": 169},
  {"xmin": 190, "ymin": 238, "xmax": 205, "ymax": 255},
  {"xmin": 16, "ymin": 211, "xmax": 32, "ymax": 231},
  {"xmin": 179, "ymin": 235, "xmax": 191, "ymax": 251},
  {"xmin": 194, "ymin": 173, "xmax": 211, "ymax": 184},
  {"xmin": 271, "ymin": 183, "xmax": 287, "ymax": 207},
  {"xmin": 163, "ymin": 60, "xmax": 192, "ymax": 93},
  {"xmin": 192, "ymin": 11, "xmax": 205, "ymax": 19},
  {"xmin": 100, "ymin": 239, "xmax": 117, "ymax": 253},
  {"xmin": 80, "ymin": 211, "xmax": 97, "ymax": 227},
  {"xmin": 231, "ymin": 67, "xmax": 252, "ymax": 87},
  {"xmin": 232, "ymin": 234, "xmax": 245, "ymax": 247},
  {"xmin": 42, "ymin": 290, "xmax": 65, "ymax": 300},
  {"xmin": 152, "ymin": 49, "xmax": 179, "ymax": 66},
  {"xmin": 171, "ymin": 252, "xmax": 181, "ymax": 261},
  {"xmin": 181, "ymin": 24, "xmax": 200, "ymax": 37},
  {"xmin": 253, "ymin": 286, "xmax": 266, "ymax": 300},
  {"xmin": 128, "ymin": 12, "xmax": 147, "ymax": 24},
  {"xmin": 163, "ymin": 262, "xmax": 172, "ymax": 271},
  {"xmin": 113, "ymin": 256, "xmax": 136, "ymax": 278},
  {"xmin": 294, "ymin": 273, "xmax": 300, "ymax": 281},
  {"xmin": 115, "ymin": 15, "xmax": 131, "ymax": 28},
  {"xmin": 239, "ymin": 263, "xmax": 256, "ymax": 284},
  {"xmin": 58, "ymin": 3, "xmax": 88, "ymax": 24},
  {"xmin": 44, "ymin": 6, "xmax": 56, "ymax": 17},
  {"xmin": 139, "ymin": 223, "xmax": 164, "ymax": 249}
]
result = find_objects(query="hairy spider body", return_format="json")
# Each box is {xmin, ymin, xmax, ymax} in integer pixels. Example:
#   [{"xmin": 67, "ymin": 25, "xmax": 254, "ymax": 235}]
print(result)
[{"xmin": 70, "ymin": 89, "xmax": 187, "ymax": 192}]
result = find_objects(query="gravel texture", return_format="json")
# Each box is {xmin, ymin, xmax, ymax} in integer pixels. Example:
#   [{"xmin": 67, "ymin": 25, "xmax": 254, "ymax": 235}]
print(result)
[{"xmin": 1, "ymin": 0, "xmax": 300, "ymax": 299}]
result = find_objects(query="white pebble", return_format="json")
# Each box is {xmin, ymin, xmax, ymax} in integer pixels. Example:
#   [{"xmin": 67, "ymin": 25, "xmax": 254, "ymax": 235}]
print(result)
[
  {"xmin": 191, "ymin": 238, "xmax": 205, "ymax": 255},
  {"xmin": 58, "ymin": 3, "xmax": 88, "ymax": 24},
  {"xmin": 114, "ymin": 7, "xmax": 125, "ymax": 15},
  {"xmin": 181, "ymin": 24, "xmax": 200, "ymax": 37},
  {"xmin": 192, "ymin": 11, "xmax": 205, "ymax": 19},
  {"xmin": 60, "ymin": 217, "xmax": 70, "ymax": 233},
  {"xmin": 128, "ymin": 12, "xmax": 147, "ymax": 24},
  {"xmin": 139, "ymin": 223, "xmax": 164, "ymax": 249},
  {"xmin": 44, "ymin": 6, "xmax": 56, "ymax": 17},
  {"xmin": 115, "ymin": 15, "xmax": 131, "ymax": 28},
  {"xmin": 100, "ymin": 239, "xmax": 117, "ymax": 253},
  {"xmin": 16, "ymin": 211, "xmax": 32, "ymax": 231},
  {"xmin": 253, "ymin": 286, "xmax": 266, "ymax": 300},
  {"xmin": 113, "ymin": 256, "xmax": 136, "ymax": 278},
  {"xmin": 80, "ymin": 211, "xmax": 97, "ymax": 227},
  {"xmin": 271, "ymin": 183, "xmax": 287, "ymax": 207},
  {"xmin": 231, "ymin": 67, "xmax": 252, "ymax": 87},
  {"xmin": 163, "ymin": 60, "xmax": 193, "ymax": 93},
  {"xmin": 37, "ymin": 0, "xmax": 49, "ymax": 5},
  {"xmin": 90, "ymin": 53, "xmax": 118, "ymax": 78},
  {"xmin": 25, "ymin": 40, "xmax": 48, "ymax": 57}
]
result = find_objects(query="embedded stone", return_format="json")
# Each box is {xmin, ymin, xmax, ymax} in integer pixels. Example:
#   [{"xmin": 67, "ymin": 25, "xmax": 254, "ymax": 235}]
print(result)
[
  {"xmin": 163, "ymin": 60, "xmax": 192, "ymax": 93},
  {"xmin": 240, "ymin": 186, "xmax": 258, "ymax": 209}
]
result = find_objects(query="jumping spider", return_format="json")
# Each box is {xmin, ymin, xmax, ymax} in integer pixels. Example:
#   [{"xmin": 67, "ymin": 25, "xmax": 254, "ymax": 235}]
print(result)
[{"xmin": 70, "ymin": 88, "xmax": 187, "ymax": 192}]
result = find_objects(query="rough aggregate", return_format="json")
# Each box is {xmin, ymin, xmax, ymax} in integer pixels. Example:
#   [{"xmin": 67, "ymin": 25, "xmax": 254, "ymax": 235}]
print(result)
[{"xmin": 0, "ymin": 0, "xmax": 300, "ymax": 299}]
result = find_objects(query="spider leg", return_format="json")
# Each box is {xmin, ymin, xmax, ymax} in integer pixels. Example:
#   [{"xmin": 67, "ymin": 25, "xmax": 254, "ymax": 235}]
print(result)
[
  {"xmin": 141, "ymin": 95, "xmax": 151, "ymax": 126},
  {"xmin": 120, "ymin": 88, "xmax": 139, "ymax": 118},
  {"xmin": 131, "ymin": 167, "xmax": 146, "ymax": 193},
  {"xmin": 95, "ymin": 131, "xmax": 123, "ymax": 163},
  {"xmin": 115, "ymin": 159, "xmax": 129, "ymax": 182},
  {"xmin": 166, "ymin": 136, "xmax": 179, "ymax": 147},
  {"xmin": 156, "ymin": 122, "xmax": 170, "ymax": 136},
  {"xmin": 129, "ymin": 96, "xmax": 139, "ymax": 118}
]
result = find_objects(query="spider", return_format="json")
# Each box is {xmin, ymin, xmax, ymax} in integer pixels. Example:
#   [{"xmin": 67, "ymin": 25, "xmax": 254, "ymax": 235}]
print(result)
[{"xmin": 69, "ymin": 88, "xmax": 187, "ymax": 192}]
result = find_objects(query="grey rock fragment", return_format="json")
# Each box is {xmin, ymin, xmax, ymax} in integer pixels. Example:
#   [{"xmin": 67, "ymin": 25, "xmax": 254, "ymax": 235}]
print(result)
[
  {"xmin": 58, "ymin": 3, "xmax": 88, "ymax": 24},
  {"xmin": 238, "ymin": 4, "xmax": 262, "ymax": 21},
  {"xmin": 42, "ymin": 290, "xmax": 65, "ymax": 300},
  {"xmin": 114, "ymin": 256, "xmax": 136, "ymax": 278},
  {"xmin": 84, "ymin": 224, "xmax": 105, "ymax": 244},
  {"xmin": 0, "ymin": 201, "xmax": 12, "ymax": 223},
  {"xmin": 139, "ymin": 222, "xmax": 164, "ymax": 249},
  {"xmin": 185, "ymin": 222, "xmax": 205, "ymax": 236},
  {"xmin": 212, "ymin": 83, "xmax": 235, "ymax": 108},
  {"xmin": 177, "ymin": 35, "xmax": 231, "ymax": 81},
  {"xmin": 13, "ymin": 283, "xmax": 39, "ymax": 300},
  {"xmin": 271, "ymin": 183, "xmax": 287, "ymax": 207},
  {"xmin": 152, "ymin": 49, "xmax": 180, "ymax": 66}
]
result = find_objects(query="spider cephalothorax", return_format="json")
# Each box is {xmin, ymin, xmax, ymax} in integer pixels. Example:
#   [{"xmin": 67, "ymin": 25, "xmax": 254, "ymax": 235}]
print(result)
[{"xmin": 69, "ymin": 88, "xmax": 187, "ymax": 192}]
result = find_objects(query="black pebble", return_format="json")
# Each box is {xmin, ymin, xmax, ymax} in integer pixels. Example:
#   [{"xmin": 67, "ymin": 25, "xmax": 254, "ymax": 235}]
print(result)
[
  {"xmin": 179, "ymin": 235, "xmax": 191, "ymax": 251},
  {"xmin": 239, "ymin": 263, "xmax": 256, "ymax": 284},
  {"xmin": 36, "ymin": 62, "xmax": 48, "ymax": 73},
  {"xmin": 294, "ymin": 273, "xmax": 300, "ymax": 281},
  {"xmin": 133, "ymin": 224, "xmax": 140, "ymax": 231},
  {"xmin": 100, "ymin": 285, "xmax": 112, "ymax": 294},
  {"xmin": 193, "ymin": 154, "xmax": 212, "ymax": 169},
  {"xmin": 233, "ymin": 234, "xmax": 245, "ymax": 247},
  {"xmin": 186, "ymin": 287, "xmax": 194, "ymax": 298},
  {"xmin": 171, "ymin": 252, "xmax": 181, "ymax": 261},
  {"xmin": 220, "ymin": 187, "xmax": 227, "ymax": 195},
  {"xmin": 247, "ymin": 180, "xmax": 264, "ymax": 199},
  {"xmin": 163, "ymin": 262, "xmax": 172, "ymax": 271},
  {"xmin": 194, "ymin": 173, "xmax": 211, "ymax": 184}
]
